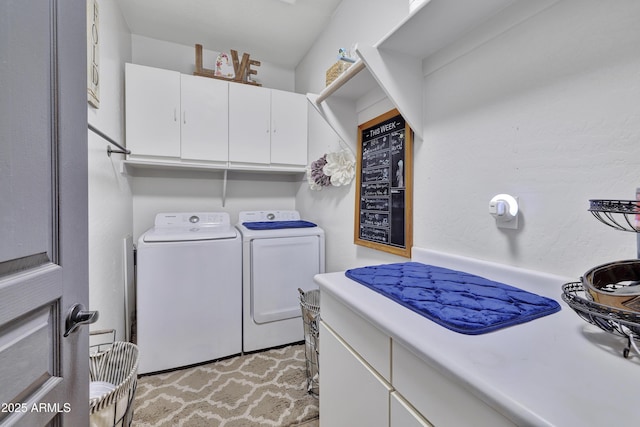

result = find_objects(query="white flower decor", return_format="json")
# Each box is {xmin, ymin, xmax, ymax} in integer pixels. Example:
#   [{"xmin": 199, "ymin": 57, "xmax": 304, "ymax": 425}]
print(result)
[
  {"xmin": 323, "ymin": 149, "xmax": 355, "ymax": 187},
  {"xmin": 306, "ymin": 149, "xmax": 355, "ymax": 191}
]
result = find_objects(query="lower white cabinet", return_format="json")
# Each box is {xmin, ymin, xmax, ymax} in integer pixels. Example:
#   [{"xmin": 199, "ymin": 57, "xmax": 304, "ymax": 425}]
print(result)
[
  {"xmin": 390, "ymin": 392, "xmax": 433, "ymax": 427},
  {"xmin": 392, "ymin": 342, "xmax": 515, "ymax": 427},
  {"xmin": 320, "ymin": 291, "xmax": 391, "ymax": 380},
  {"xmin": 319, "ymin": 322, "xmax": 391, "ymax": 427},
  {"xmin": 319, "ymin": 287, "xmax": 512, "ymax": 427}
]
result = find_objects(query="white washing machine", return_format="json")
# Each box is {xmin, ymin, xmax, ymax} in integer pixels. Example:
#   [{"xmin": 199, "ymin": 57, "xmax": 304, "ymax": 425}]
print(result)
[
  {"xmin": 236, "ymin": 210, "xmax": 325, "ymax": 352},
  {"xmin": 136, "ymin": 212, "xmax": 241, "ymax": 374}
]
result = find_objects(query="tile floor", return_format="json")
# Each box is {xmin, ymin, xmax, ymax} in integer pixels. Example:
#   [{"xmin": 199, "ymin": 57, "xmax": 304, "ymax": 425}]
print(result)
[{"xmin": 293, "ymin": 418, "xmax": 319, "ymax": 427}]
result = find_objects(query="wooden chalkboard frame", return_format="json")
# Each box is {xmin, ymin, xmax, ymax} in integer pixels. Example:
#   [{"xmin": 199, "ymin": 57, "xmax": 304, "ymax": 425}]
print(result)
[{"xmin": 354, "ymin": 108, "xmax": 413, "ymax": 257}]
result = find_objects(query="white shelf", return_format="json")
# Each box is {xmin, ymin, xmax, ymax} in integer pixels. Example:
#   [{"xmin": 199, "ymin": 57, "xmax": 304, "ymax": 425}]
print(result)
[
  {"xmin": 308, "ymin": 45, "xmax": 423, "ymax": 146},
  {"xmin": 375, "ymin": 0, "xmax": 520, "ymax": 57},
  {"xmin": 122, "ymin": 159, "xmax": 305, "ymax": 207},
  {"xmin": 228, "ymin": 164, "xmax": 307, "ymax": 174},
  {"xmin": 380, "ymin": 0, "xmax": 562, "ymax": 76},
  {"xmin": 122, "ymin": 159, "xmax": 225, "ymax": 175},
  {"xmin": 309, "ymin": 0, "xmax": 562, "ymax": 146},
  {"xmin": 122, "ymin": 159, "xmax": 305, "ymax": 176},
  {"xmin": 315, "ymin": 60, "xmax": 372, "ymax": 104}
]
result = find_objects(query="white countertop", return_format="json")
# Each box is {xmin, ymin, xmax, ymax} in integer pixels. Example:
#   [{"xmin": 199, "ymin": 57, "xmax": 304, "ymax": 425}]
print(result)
[{"xmin": 315, "ymin": 248, "xmax": 640, "ymax": 426}]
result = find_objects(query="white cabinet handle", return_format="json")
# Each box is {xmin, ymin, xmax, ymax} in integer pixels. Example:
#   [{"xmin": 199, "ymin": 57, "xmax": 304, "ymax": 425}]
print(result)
[
  {"xmin": 183, "ymin": 111, "xmax": 187, "ymax": 124},
  {"xmin": 174, "ymin": 108, "xmax": 177, "ymax": 122}
]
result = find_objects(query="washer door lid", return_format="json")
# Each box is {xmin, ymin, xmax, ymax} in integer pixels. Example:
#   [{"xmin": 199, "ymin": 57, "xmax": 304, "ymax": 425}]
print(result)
[{"xmin": 143, "ymin": 225, "xmax": 237, "ymax": 242}]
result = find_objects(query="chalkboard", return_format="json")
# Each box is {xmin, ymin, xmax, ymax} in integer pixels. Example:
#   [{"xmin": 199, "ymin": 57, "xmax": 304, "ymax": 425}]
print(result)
[{"xmin": 354, "ymin": 109, "xmax": 413, "ymax": 257}]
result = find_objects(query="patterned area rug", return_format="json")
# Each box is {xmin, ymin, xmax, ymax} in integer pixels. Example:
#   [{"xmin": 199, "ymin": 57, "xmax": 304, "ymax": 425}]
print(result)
[{"xmin": 132, "ymin": 344, "xmax": 318, "ymax": 426}]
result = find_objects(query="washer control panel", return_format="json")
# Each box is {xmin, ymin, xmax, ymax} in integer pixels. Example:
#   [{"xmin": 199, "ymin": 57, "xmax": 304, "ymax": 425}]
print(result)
[{"xmin": 153, "ymin": 212, "xmax": 230, "ymax": 228}]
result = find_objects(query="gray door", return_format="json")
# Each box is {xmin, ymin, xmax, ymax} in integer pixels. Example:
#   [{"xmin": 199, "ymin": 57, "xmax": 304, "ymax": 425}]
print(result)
[{"xmin": 0, "ymin": 0, "xmax": 90, "ymax": 425}]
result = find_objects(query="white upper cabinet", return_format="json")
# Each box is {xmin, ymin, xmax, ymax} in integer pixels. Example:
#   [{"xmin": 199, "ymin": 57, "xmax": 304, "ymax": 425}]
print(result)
[
  {"xmin": 125, "ymin": 63, "xmax": 229, "ymax": 164},
  {"xmin": 125, "ymin": 63, "xmax": 308, "ymax": 174},
  {"xmin": 229, "ymin": 83, "xmax": 308, "ymax": 168},
  {"xmin": 180, "ymin": 74, "xmax": 228, "ymax": 164},
  {"xmin": 228, "ymin": 83, "xmax": 271, "ymax": 165},
  {"xmin": 125, "ymin": 63, "xmax": 181, "ymax": 158},
  {"xmin": 270, "ymin": 88, "xmax": 307, "ymax": 166}
]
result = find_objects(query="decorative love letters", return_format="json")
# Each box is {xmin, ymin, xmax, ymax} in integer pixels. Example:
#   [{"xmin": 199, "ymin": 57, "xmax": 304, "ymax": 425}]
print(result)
[{"xmin": 194, "ymin": 44, "xmax": 261, "ymax": 86}]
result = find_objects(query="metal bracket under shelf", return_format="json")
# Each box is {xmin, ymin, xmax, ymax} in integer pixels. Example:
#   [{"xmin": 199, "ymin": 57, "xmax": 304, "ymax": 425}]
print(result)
[{"xmin": 222, "ymin": 169, "xmax": 228, "ymax": 207}]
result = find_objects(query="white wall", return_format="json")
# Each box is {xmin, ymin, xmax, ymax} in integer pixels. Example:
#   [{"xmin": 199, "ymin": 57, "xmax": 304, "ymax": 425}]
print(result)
[
  {"xmin": 131, "ymin": 171, "xmax": 298, "ymax": 241},
  {"xmin": 416, "ymin": 0, "xmax": 640, "ymax": 277},
  {"xmin": 131, "ymin": 34, "xmax": 295, "ymax": 91},
  {"xmin": 297, "ymin": 0, "xmax": 640, "ymax": 279},
  {"xmin": 87, "ymin": 0, "xmax": 133, "ymax": 341},
  {"xmin": 295, "ymin": 0, "xmax": 409, "ymax": 271}
]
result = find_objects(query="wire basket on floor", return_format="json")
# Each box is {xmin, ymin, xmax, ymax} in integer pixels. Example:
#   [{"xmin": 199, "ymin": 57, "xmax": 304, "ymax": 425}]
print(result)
[
  {"xmin": 299, "ymin": 288, "xmax": 320, "ymax": 398},
  {"xmin": 89, "ymin": 330, "xmax": 139, "ymax": 427}
]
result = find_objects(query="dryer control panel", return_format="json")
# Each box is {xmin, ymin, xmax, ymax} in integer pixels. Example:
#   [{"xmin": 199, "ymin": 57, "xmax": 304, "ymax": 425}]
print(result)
[{"xmin": 238, "ymin": 210, "xmax": 301, "ymax": 223}]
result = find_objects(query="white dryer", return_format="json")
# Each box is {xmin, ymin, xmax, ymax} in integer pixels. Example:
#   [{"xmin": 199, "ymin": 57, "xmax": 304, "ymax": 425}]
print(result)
[
  {"xmin": 136, "ymin": 212, "xmax": 241, "ymax": 374},
  {"xmin": 236, "ymin": 211, "xmax": 325, "ymax": 352}
]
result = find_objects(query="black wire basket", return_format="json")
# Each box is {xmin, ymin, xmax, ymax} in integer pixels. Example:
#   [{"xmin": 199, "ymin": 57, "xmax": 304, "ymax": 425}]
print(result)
[
  {"xmin": 588, "ymin": 199, "xmax": 640, "ymax": 232},
  {"xmin": 562, "ymin": 282, "xmax": 640, "ymax": 358},
  {"xmin": 298, "ymin": 288, "xmax": 320, "ymax": 398},
  {"xmin": 560, "ymin": 200, "xmax": 640, "ymax": 358}
]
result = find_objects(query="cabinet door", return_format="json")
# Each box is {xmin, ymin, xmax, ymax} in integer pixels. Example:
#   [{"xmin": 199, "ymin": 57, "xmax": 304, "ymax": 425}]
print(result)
[
  {"xmin": 180, "ymin": 74, "xmax": 228, "ymax": 163},
  {"xmin": 391, "ymin": 392, "xmax": 433, "ymax": 427},
  {"xmin": 270, "ymin": 89, "xmax": 308, "ymax": 166},
  {"xmin": 228, "ymin": 83, "xmax": 270, "ymax": 165},
  {"xmin": 321, "ymin": 290, "xmax": 391, "ymax": 381},
  {"xmin": 320, "ymin": 321, "xmax": 390, "ymax": 427},
  {"xmin": 125, "ymin": 63, "xmax": 180, "ymax": 158},
  {"xmin": 393, "ymin": 342, "xmax": 516, "ymax": 427}
]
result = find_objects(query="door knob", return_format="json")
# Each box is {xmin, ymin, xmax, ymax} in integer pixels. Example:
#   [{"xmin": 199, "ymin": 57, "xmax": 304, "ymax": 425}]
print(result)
[{"xmin": 64, "ymin": 303, "xmax": 99, "ymax": 337}]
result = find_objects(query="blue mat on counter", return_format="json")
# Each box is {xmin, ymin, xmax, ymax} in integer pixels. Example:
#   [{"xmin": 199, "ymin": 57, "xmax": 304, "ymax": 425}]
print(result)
[
  {"xmin": 345, "ymin": 262, "xmax": 561, "ymax": 335},
  {"xmin": 242, "ymin": 220, "xmax": 317, "ymax": 230}
]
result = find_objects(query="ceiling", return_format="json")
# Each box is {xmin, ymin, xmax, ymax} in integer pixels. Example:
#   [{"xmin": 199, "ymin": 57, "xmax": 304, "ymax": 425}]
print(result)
[{"xmin": 115, "ymin": 0, "xmax": 344, "ymax": 69}]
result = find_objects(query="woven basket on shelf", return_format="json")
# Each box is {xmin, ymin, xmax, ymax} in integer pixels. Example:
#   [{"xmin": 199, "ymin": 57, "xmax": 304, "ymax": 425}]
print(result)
[
  {"xmin": 325, "ymin": 61, "xmax": 352, "ymax": 86},
  {"xmin": 582, "ymin": 259, "xmax": 640, "ymax": 312}
]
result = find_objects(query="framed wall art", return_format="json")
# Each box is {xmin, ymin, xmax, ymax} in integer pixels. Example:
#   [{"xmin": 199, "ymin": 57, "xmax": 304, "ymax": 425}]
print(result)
[
  {"xmin": 87, "ymin": 0, "xmax": 99, "ymax": 108},
  {"xmin": 354, "ymin": 108, "xmax": 413, "ymax": 257}
]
